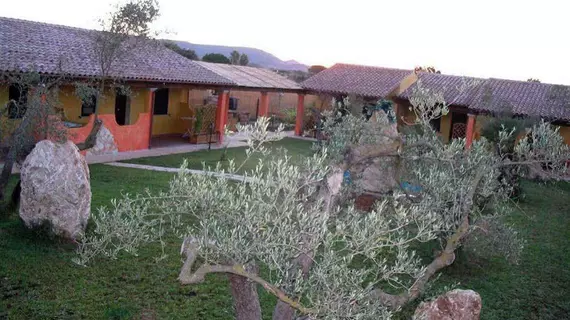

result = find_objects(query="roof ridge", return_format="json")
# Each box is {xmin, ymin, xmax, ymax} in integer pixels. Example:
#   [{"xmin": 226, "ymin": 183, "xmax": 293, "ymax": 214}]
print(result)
[
  {"xmin": 487, "ymin": 77, "xmax": 564, "ymax": 87},
  {"xmin": 0, "ymin": 15, "xmax": 95, "ymax": 33},
  {"xmin": 333, "ymin": 63, "xmax": 412, "ymax": 72}
]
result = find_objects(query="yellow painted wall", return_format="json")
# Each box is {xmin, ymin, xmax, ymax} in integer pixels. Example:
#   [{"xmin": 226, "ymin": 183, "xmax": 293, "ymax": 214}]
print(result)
[
  {"xmin": 151, "ymin": 88, "xmax": 194, "ymax": 136},
  {"xmin": 0, "ymin": 86, "xmax": 8, "ymax": 107},
  {"xmin": 440, "ymin": 113, "xmax": 452, "ymax": 143},
  {"xmin": 0, "ymin": 86, "xmax": 13, "ymax": 144},
  {"xmin": 60, "ymin": 86, "xmax": 150, "ymax": 125},
  {"xmin": 473, "ymin": 115, "xmax": 492, "ymax": 141},
  {"xmin": 128, "ymin": 87, "xmax": 149, "ymax": 124},
  {"xmin": 392, "ymin": 73, "xmax": 418, "ymax": 96},
  {"xmin": 558, "ymin": 125, "xmax": 570, "ymax": 145}
]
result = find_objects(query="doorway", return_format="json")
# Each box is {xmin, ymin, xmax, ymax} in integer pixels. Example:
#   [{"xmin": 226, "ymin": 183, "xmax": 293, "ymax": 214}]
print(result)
[
  {"xmin": 449, "ymin": 112, "xmax": 468, "ymax": 140},
  {"xmin": 115, "ymin": 91, "xmax": 130, "ymax": 125}
]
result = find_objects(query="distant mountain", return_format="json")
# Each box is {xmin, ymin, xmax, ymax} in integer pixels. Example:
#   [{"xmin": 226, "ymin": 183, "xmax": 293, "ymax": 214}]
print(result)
[{"xmin": 174, "ymin": 41, "xmax": 308, "ymax": 71}]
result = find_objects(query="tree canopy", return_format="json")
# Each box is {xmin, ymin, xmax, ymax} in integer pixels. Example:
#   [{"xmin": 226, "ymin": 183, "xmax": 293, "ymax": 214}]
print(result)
[
  {"xmin": 414, "ymin": 66, "xmax": 441, "ymax": 74},
  {"xmin": 309, "ymin": 65, "xmax": 327, "ymax": 75},
  {"xmin": 164, "ymin": 41, "xmax": 199, "ymax": 60},
  {"xmin": 202, "ymin": 53, "xmax": 231, "ymax": 64},
  {"xmin": 76, "ymin": 84, "xmax": 570, "ymax": 319}
]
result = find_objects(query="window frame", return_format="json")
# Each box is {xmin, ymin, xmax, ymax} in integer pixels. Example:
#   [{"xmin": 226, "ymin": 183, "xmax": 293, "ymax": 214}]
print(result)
[
  {"xmin": 153, "ymin": 88, "xmax": 169, "ymax": 115},
  {"xmin": 7, "ymin": 84, "xmax": 28, "ymax": 119},
  {"xmin": 81, "ymin": 94, "xmax": 97, "ymax": 117}
]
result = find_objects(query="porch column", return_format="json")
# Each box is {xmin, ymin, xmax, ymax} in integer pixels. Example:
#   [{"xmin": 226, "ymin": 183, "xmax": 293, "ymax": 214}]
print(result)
[
  {"xmin": 215, "ymin": 91, "xmax": 229, "ymax": 142},
  {"xmin": 295, "ymin": 93, "xmax": 305, "ymax": 136},
  {"xmin": 259, "ymin": 92, "xmax": 269, "ymax": 117},
  {"xmin": 465, "ymin": 113, "xmax": 476, "ymax": 149},
  {"xmin": 147, "ymin": 88, "xmax": 155, "ymax": 149}
]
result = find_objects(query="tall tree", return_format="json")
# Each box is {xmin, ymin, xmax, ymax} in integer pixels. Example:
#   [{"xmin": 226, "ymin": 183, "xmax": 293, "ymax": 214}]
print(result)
[
  {"xmin": 238, "ymin": 53, "xmax": 249, "ymax": 66},
  {"xmin": 164, "ymin": 41, "xmax": 199, "ymax": 60},
  {"xmin": 202, "ymin": 53, "xmax": 231, "ymax": 64},
  {"xmin": 230, "ymin": 50, "xmax": 241, "ymax": 65}
]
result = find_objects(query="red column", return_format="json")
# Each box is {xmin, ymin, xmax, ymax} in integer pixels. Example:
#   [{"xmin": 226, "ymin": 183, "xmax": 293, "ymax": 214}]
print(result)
[
  {"xmin": 465, "ymin": 114, "xmax": 476, "ymax": 149},
  {"xmin": 295, "ymin": 94, "xmax": 305, "ymax": 136},
  {"xmin": 259, "ymin": 92, "xmax": 269, "ymax": 117},
  {"xmin": 147, "ymin": 89, "xmax": 155, "ymax": 149},
  {"xmin": 215, "ymin": 91, "xmax": 229, "ymax": 142}
]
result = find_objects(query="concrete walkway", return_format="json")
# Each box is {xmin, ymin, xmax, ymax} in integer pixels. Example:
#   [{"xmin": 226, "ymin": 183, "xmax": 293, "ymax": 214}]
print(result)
[
  {"xmin": 85, "ymin": 130, "xmax": 300, "ymax": 164},
  {"xmin": 105, "ymin": 162, "xmax": 254, "ymax": 183},
  {"xmin": 3, "ymin": 131, "xmax": 311, "ymax": 174}
]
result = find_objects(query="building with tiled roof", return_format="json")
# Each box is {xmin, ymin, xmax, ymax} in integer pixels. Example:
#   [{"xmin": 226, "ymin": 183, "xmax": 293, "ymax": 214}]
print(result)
[
  {"xmin": 471, "ymin": 78, "xmax": 570, "ymax": 121},
  {"xmin": 398, "ymin": 73, "xmax": 485, "ymax": 107},
  {"xmin": 0, "ymin": 16, "xmax": 309, "ymax": 155},
  {"xmin": 303, "ymin": 64, "xmax": 570, "ymax": 145},
  {"xmin": 0, "ymin": 16, "xmax": 233, "ymax": 86},
  {"xmin": 301, "ymin": 63, "xmax": 414, "ymax": 98}
]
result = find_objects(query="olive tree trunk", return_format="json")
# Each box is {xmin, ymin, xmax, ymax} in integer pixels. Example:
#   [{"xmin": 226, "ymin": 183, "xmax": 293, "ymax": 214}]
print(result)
[{"xmin": 229, "ymin": 263, "xmax": 262, "ymax": 320}]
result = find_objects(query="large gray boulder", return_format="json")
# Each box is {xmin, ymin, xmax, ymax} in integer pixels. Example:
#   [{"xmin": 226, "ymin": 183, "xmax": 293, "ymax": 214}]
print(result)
[
  {"xmin": 19, "ymin": 140, "xmax": 91, "ymax": 239},
  {"xmin": 414, "ymin": 289, "xmax": 482, "ymax": 320},
  {"xmin": 86, "ymin": 125, "xmax": 118, "ymax": 156}
]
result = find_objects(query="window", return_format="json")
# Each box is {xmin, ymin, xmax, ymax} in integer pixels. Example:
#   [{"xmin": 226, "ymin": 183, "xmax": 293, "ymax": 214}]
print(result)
[
  {"xmin": 114, "ymin": 89, "xmax": 130, "ymax": 126},
  {"xmin": 81, "ymin": 94, "xmax": 97, "ymax": 117},
  {"xmin": 153, "ymin": 88, "xmax": 169, "ymax": 115},
  {"xmin": 430, "ymin": 118, "xmax": 441, "ymax": 132},
  {"xmin": 8, "ymin": 84, "xmax": 28, "ymax": 119}
]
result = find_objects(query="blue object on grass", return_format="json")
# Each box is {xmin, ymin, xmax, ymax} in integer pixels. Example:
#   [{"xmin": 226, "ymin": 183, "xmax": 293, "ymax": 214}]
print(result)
[
  {"xmin": 401, "ymin": 181, "xmax": 422, "ymax": 193},
  {"xmin": 343, "ymin": 170, "xmax": 352, "ymax": 185}
]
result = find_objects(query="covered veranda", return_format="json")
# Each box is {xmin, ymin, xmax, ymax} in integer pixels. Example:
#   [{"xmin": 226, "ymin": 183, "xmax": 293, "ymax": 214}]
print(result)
[{"xmin": 148, "ymin": 62, "xmax": 310, "ymax": 150}]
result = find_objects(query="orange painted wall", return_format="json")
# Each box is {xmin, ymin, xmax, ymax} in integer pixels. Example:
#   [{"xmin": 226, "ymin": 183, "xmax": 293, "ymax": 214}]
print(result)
[{"xmin": 68, "ymin": 113, "xmax": 151, "ymax": 153}]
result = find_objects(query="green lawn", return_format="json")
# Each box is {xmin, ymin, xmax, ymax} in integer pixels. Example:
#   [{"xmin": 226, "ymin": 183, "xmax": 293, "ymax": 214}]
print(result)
[
  {"xmin": 419, "ymin": 180, "xmax": 570, "ymax": 320},
  {"xmin": 0, "ymin": 165, "xmax": 278, "ymax": 319},
  {"xmin": 122, "ymin": 137, "xmax": 315, "ymax": 174},
  {"xmin": 1, "ymin": 149, "xmax": 570, "ymax": 319}
]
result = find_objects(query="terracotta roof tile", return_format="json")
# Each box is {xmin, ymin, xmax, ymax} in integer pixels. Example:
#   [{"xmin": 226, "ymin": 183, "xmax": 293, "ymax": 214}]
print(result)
[
  {"xmin": 471, "ymin": 78, "xmax": 570, "ymax": 121},
  {"xmin": 195, "ymin": 61, "xmax": 302, "ymax": 90},
  {"xmin": 398, "ymin": 73, "xmax": 485, "ymax": 106},
  {"xmin": 0, "ymin": 16, "xmax": 234, "ymax": 85},
  {"xmin": 301, "ymin": 63, "xmax": 412, "ymax": 98}
]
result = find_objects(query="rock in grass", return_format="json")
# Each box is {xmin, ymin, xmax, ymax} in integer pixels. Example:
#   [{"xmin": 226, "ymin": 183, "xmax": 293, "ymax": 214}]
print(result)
[
  {"xmin": 414, "ymin": 289, "xmax": 482, "ymax": 320},
  {"xmin": 19, "ymin": 140, "xmax": 91, "ymax": 240}
]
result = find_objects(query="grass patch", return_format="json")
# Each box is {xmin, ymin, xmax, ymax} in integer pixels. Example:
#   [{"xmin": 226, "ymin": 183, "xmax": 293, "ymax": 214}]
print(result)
[
  {"xmin": 398, "ymin": 180, "xmax": 570, "ymax": 319},
  {"xmin": 122, "ymin": 137, "xmax": 315, "ymax": 174},
  {"xmin": 1, "ymin": 154, "xmax": 569, "ymax": 318}
]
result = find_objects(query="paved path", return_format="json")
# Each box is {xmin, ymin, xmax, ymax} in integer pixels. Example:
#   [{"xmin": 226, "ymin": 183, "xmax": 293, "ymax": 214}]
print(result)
[
  {"xmin": 3, "ymin": 131, "xmax": 312, "ymax": 174},
  {"xmin": 85, "ymin": 130, "xmax": 303, "ymax": 164},
  {"xmin": 105, "ymin": 162, "xmax": 255, "ymax": 183}
]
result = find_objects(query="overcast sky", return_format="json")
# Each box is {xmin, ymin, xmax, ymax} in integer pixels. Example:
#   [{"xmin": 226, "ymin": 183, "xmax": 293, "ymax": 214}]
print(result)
[{"xmin": 3, "ymin": 0, "xmax": 570, "ymax": 84}]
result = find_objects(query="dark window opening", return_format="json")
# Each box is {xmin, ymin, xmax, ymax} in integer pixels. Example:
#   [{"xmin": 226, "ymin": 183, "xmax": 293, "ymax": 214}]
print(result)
[
  {"xmin": 81, "ymin": 94, "xmax": 97, "ymax": 117},
  {"xmin": 430, "ymin": 118, "xmax": 441, "ymax": 132},
  {"xmin": 8, "ymin": 84, "xmax": 28, "ymax": 119},
  {"xmin": 153, "ymin": 88, "xmax": 169, "ymax": 115},
  {"xmin": 114, "ymin": 90, "xmax": 130, "ymax": 125}
]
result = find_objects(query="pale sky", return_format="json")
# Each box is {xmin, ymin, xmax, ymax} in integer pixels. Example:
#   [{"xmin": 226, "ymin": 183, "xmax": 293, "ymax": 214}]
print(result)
[{"xmin": 3, "ymin": 0, "xmax": 570, "ymax": 84}]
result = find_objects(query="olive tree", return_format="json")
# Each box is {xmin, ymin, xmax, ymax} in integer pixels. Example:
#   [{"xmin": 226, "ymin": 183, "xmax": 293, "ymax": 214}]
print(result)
[{"xmin": 75, "ymin": 87, "xmax": 569, "ymax": 319}]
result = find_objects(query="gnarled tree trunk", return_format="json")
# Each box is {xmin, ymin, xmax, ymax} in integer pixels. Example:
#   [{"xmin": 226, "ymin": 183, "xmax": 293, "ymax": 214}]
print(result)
[{"xmin": 229, "ymin": 263, "xmax": 262, "ymax": 320}]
